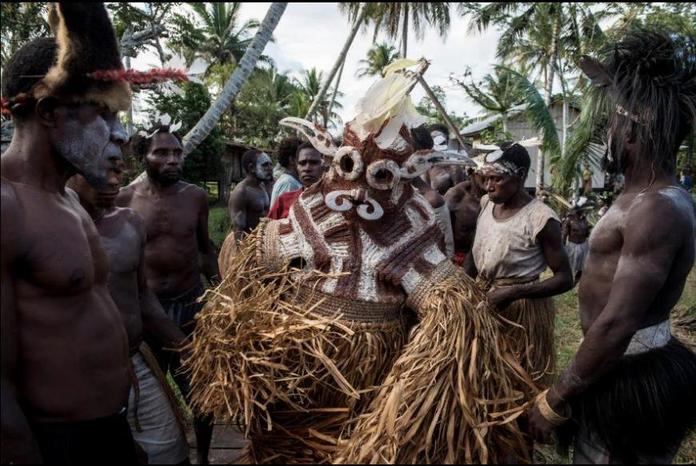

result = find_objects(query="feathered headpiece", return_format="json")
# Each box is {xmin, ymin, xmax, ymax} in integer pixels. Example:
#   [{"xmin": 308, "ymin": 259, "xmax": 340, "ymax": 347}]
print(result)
[
  {"xmin": 1, "ymin": 3, "xmax": 187, "ymax": 115},
  {"xmin": 578, "ymin": 27, "xmax": 696, "ymax": 171},
  {"xmin": 280, "ymin": 59, "xmax": 473, "ymax": 182}
]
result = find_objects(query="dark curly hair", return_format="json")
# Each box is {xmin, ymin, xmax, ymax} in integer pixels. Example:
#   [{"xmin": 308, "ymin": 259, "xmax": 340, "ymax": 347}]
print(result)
[
  {"xmin": 277, "ymin": 137, "xmax": 302, "ymax": 169},
  {"xmin": 131, "ymin": 124, "xmax": 183, "ymax": 159},
  {"xmin": 2, "ymin": 38, "xmax": 58, "ymax": 120}
]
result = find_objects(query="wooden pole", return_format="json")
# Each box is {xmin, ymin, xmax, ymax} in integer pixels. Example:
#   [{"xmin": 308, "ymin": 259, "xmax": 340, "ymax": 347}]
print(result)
[{"xmin": 417, "ymin": 76, "xmax": 467, "ymax": 150}]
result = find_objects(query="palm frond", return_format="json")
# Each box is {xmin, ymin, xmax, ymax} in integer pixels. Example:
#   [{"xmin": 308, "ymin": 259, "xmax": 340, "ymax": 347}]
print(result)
[
  {"xmin": 554, "ymin": 87, "xmax": 608, "ymax": 192},
  {"xmin": 497, "ymin": 65, "xmax": 561, "ymax": 158}
]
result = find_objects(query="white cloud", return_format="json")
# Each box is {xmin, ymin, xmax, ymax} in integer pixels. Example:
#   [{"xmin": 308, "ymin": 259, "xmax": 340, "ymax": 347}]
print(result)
[{"xmin": 131, "ymin": 3, "xmax": 503, "ymax": 132}]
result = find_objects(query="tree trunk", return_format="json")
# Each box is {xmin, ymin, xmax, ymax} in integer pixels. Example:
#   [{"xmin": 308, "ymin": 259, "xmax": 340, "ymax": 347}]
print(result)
[
  {"xmin": 125, "ymin": 56, "xmax": 134, "ymax": 136},
  {"xmin": 557, "ymin": 56, "xmax": 569, "ymax": 160},
  {"xmin": 401, "ymin": 6, "xmax": 409, "ymax": 58},
  {"xmin": 502, "ymin": 113, "xmax": 508, "ymax": 134},
  {"xmin": 183, "ymin": 2, "xmax": 287, "ymax": 155},
  {"xmin": 326, "ymin": 57, "xmax": 345, "ymax": 130},
  {"xmin": 305, "ymin": 7, "xmax": 368, "ymax": 121},
  {"xmin": 536, "ymin": 10, "xmax": 562, "ymax": 195}
]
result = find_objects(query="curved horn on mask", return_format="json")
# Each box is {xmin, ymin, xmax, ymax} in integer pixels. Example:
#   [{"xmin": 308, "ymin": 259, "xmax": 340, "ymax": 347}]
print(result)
[
  {"xmin": 279, "ymin": 117, "xmax": 337, "ymax": 156},
  {"xmin": 400, "ymin": 149, "xmax": 476, "ymax": 179}
]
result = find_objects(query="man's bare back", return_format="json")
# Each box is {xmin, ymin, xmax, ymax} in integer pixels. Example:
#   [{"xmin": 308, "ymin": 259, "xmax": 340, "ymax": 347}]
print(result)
[
  {"xmin": 446, "ymin": 176, "xmax": 486, "ymax": 254},
  {"xmin": 578, "ymin": 185, "xmax": 694, "ymax": 331},
  {"xmin": 1, "ymin": 180, "xmax": 130, "ymax": 422},
  {"xmin": 117, "ymin": 180, "xmax": 210, "ymax": 298}
]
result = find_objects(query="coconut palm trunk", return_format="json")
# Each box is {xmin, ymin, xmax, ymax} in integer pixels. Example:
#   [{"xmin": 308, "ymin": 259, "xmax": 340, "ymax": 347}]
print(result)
[
  {"xmin": 182, "ymin": 2, "xmax": 288, "ymax": 155},
  {"xmin": 536, "ymin": 10, "xmax": 562, "ymax": 195},
  {"xmin": 326, "ymin": 58, "xmax": 345, "ymax": 128},
  {"xmin": 305, "ymin": 6, "xmax": 368, "ymax": 121},
  {"xmin": 401, "ymin": 5, "xmax": 409, "ymax": 58}
]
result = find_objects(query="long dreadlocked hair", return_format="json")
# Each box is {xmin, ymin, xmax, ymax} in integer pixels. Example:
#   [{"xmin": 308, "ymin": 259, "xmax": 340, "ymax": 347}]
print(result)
[{"xmin": 580, "ymin": 27, "xmax": 696, "ymax": 176}]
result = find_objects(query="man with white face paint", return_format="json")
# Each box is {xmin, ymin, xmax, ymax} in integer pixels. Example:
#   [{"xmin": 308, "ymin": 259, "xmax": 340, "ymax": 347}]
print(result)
[
  {"xmin": 228, "ymin": 149, "xmax": 274, "ymax": 241},
  {"xmin": 1, "ymin": 4, "xmax": 137, "ymax": 463}
]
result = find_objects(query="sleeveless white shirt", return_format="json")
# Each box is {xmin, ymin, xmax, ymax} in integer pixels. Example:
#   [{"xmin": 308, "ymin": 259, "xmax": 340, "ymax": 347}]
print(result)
[{"xmin": 472, "ymin": 195, "xmax": 560, "ymax": 280}]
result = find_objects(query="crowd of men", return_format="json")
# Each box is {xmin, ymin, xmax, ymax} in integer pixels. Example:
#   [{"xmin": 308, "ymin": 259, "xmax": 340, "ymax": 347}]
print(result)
[{"xmin": 1, "ymin": 4, "xmax": 695, "ymax": 465}]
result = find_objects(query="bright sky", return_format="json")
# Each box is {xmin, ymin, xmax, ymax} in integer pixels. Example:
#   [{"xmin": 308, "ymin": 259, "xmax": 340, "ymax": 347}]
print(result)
[{"xmin": 131, "ymin": 3, "xmax": 505, "ymax": 130}]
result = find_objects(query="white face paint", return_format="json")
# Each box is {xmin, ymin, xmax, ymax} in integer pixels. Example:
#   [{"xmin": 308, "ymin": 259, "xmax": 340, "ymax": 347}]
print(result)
[
  {"xmin": 52, "ymin": 105, "xmax": 125, "ymax": 188},
  {"xmin": 255, "ymin": 152, "xmax": 274, "ymax": 181}
]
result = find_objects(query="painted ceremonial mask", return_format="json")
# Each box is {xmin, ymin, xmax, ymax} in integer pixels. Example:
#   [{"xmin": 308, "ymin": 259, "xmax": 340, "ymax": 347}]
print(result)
[{"xmin": 272, "ymin": 59, "xmax": 456, "ymax": 305}]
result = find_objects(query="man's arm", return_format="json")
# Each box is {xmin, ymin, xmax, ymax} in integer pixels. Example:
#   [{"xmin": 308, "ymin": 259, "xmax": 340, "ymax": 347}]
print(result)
[
  {"xmin": 195, "ymin": 189, "xmax": 221, "ymax": 285},
  {"xmin": 488, "ymin": 219, "xmax": 574, "ymax": 309},
  {"xmin": 561, "ymin": 216, "xmax": 569, "ymax": 244},
  {"xmin": 228, "ymin": 187, "xmax": 249, "ymax": 243},
  {"xmin": 1, "ymin": 186, "xmax": 42, "ymax": 464}
]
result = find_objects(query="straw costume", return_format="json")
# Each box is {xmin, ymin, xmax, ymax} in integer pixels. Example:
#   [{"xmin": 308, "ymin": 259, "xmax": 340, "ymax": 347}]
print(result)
[{"xmin": 186, "ymin": 60, "xmax": 537, "ymax": 464}]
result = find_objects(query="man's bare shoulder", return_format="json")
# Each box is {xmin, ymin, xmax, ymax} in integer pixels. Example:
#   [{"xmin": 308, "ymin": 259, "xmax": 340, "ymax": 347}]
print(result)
[
  {"xmin": 178, "ymin": 181, "xmax": 206, "ymax": 198},
  {"xmin": 116, "ymin": 182, "xmax": 138, "ymax": 206},
  {"xmin": 626, "ymin": 187, "xmax": 695, "ymax": 230},
  {"xmin": 113, "ymin": 206, "xmax": 147, "ymax": 237}
]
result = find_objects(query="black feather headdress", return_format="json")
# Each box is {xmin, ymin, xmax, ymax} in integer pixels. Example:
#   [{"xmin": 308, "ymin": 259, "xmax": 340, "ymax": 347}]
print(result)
[{"xmin": 578, "ymin": 27, "xmax": 696, "ymax": 173}]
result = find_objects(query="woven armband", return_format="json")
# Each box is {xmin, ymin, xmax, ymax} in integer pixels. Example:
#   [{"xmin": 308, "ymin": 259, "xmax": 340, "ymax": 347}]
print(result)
[{"xmin": 535, "ymin": 389, "xmax": 570, "ymax": 426}]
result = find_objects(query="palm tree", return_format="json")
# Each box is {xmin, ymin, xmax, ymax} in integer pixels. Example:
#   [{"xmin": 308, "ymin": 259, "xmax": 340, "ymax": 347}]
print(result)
[
  {"xmin": 182, "ymin": 2, "xmax": 287, "ymax": 155},
  {"xmin": 461, "ymin": 3, "xmax": 618, "ymax": 191},
  {"xmin": 168, "ymin": 3, "xmax": 271, "ymax": 92},
  {"xmin": 345, "ymin": 3, "xmax": 451, "ymax": 58},
  {"xmin": 296, "ymin": 68, "xmax": 344, "ymax": 130},
  {"xmin": 357, "ymin": 42, "xmax": 399, "ymax": 78},
  {"xmin": 303, "ymin": 4, "xmax": 369, "ymax": 121},
  {"xmin": 451, "ymin": 67, "xmax": 523, "ymax": 134}
]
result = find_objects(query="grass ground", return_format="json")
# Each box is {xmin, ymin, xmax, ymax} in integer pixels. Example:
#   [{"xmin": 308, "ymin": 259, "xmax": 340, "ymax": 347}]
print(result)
[{"xmin": 199, "ymin": 206, "xmax": 696, "ymax": 462}]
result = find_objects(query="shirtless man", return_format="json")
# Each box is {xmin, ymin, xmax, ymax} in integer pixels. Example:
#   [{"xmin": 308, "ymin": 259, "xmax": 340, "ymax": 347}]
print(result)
[
  {"xmin": 1, "ymin": 6, "xmax": 137, "ymax": 462},
  {"xmin": 445, "ymin": 166, "xmax": 487, "ymax": 265},
  {"xmin": 527, "ymin": 29, "xmax": 696, "ymax": 464},
  {"xmin": 228, "ymin": 150, "xmax": 274, "ymax": 241},
  {"xmin": 562, "ymin": 206, "xmax": 591, "ymax": 283},
  {"xmin": 117, "ymin": 125, "xmax": 220, "ymax": 464},
  {"xmin": 68, "ymin": 159, "xmax": 190, "ymax": 464}
]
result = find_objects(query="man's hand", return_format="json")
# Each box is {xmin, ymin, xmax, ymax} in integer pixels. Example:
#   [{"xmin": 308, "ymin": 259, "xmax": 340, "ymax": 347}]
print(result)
[
  {"xmin": 486, "ymin": 286, "xmax": 518, "ymax": 310},
  {"xmin": 526, "ymin": 404, "xmax": 556, "ymax": 444},
  {"xmin": 527, "ymin": 386, "xmax": 569, "ymax": 444}
]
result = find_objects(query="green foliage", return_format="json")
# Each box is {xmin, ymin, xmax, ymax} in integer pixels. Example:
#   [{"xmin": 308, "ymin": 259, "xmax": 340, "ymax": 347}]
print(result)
[
  {"xmin": 357, "ymin": 42, "xmax": 399, "ymax": 78},
  {"xmin": 415, "ymin": 85, "xmax": 469, "ymax": 129},
  {"xmin": 208, "ymin": 205, "xmax": 231, "ymax": 250},
  {"xmin": 145, "ymin": 82, "xmax": 225, "ymax": 185},
  {"xmin": 0, "ymin": 3, "xmax": 49, "ymax": 70},
  {"xmin": 167, "ymin": 2, "xmax": 269, "ymax": 92},
  {"xmin": 497, "ymin": 65, "xmax": 561, "ymax": 157}
]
